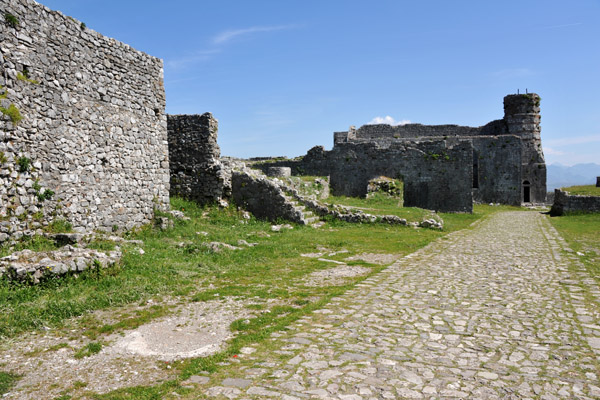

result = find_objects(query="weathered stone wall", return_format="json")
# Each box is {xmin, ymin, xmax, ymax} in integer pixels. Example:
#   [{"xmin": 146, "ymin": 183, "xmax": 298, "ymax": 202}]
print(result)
[
  {"xmin": 550, "ymin": 189, "xmax": 600, "ymax": 216},
  {"xmin": 332, "ymin": 93, "xmax": 546, "ymax": 204},
  {"xmin": 0, "ymin": 0, "xmax": 169, "ymax": 241},
  {"xmin": 328, "ymin": 141, "xmax": 474, "ymax": 212},
  {"xmin": 167, "ymin": 113, "xmax": 229, "ymax": 204},
  {"xmin": 231, "ymin": 167, "xmax": 305, "ymax": 223},
  {"xmin": 472, "ymin": 136, "xmax": 522, "ymax": 205},
  {"xmin": 503, "ymin": 93, "xmax": 546, "ymax": 203},
  {"xmin": 333, "ymin": 120, "xmax": 506, "ymax": 145}
]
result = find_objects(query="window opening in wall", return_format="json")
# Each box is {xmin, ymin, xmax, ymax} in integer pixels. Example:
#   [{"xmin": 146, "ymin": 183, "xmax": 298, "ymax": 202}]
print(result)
[
  {"xmin": 472, "ymin": 150, "xmax": 479, "ymax": 188},
  {"xmin": 523, "ymin": 180, "xmax": 531, "ymax": 203}
]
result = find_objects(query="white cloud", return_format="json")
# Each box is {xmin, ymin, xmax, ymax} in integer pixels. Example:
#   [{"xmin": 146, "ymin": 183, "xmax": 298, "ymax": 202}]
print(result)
[
  {"xmin": 212, "ymin": 25, "xmax": 297, "ymax": 45},
  {"xmin": 367, "ymin": 116, "xmax": 411, "ymax": 126}
]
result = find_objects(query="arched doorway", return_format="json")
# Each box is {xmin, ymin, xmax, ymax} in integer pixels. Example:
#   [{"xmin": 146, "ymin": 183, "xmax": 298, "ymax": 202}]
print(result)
[{"xmin": 523, "ymin": 180, "xmax": 531, "ymax": 203}]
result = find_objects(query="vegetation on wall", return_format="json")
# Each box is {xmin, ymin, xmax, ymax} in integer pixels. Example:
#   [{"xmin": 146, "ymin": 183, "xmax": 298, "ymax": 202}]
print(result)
[
  {"xmin": 0, "ymin": 86, "xmax": 23, "ymax": 125},
  {"xmin": 0, "ymin": 104, "xmax": 22, "ymax": 125},
  {"xmin": 4, "ymin": 12, "xmax": 19, "ymax": 28}
]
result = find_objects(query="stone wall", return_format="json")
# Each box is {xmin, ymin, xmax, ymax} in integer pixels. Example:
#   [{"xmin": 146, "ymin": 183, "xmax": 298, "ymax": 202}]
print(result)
[
  {"xmin": 503, "ymin": 94, "xmax": 546, "ymax": 203},
  {"xmin": 257, "ymin": 141, "xmax": 474, "ymax": 213},
  {"xmin": 550, "ymin": 189, "xmax": 600, "ymax": 216},
  {"xmin": 0, "ymin": 0, "xmax": 169, "ymax": 241},
  {"xmin": 167, "ymin": 113, "xmax": 229, "ymax": 204},
  {"xmin": 231, "ymin": 167, "xmax": 306, "ymax": 224},
  {"xmin": 333, "ymin": 120, "xmax": 506, "ymax": 145},
  {"xmin": 332, "ymin": 93, "xmax": 546, "ymax": 204},
  {"xmin": 329, "ymin": 141, "xmax": 474, "ymax": 212},
  {"xmin": 472, "ymin": 136, "xmax": 522, "ymax": 205}
]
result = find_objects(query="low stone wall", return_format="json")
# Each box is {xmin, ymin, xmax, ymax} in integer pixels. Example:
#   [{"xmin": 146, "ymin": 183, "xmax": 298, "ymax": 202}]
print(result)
[
  {"xmin": 551, "ymin": 189, "xmax": 600, "ymax": 215},
  {"xmin": 167, "ymin": 113, "xmax": 230, "ymax": 204},
  {"xmin": 231, "ymin": 167, "xmax": 305, "ymax": 224}
]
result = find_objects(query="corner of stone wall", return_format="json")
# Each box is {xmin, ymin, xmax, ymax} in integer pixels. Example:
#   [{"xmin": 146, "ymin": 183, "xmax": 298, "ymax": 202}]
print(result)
[{"xmin": 167, "ymin": 113, "xmax": 230, "ymax": 205}]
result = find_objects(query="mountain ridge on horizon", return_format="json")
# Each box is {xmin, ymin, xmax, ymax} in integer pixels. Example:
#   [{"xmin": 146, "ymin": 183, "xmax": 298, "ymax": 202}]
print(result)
[{"xmin": 546, "ymin": 162, "xmax": 600, "ymax": 190}]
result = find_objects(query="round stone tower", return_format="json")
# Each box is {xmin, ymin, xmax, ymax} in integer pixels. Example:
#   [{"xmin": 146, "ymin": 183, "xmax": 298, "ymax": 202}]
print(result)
[{"xmin": 503, "ymin": 93, "xmax": 546, "ymax": 203}]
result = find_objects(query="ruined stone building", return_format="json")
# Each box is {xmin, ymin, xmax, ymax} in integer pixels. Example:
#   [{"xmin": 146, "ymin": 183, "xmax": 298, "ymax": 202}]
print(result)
[
  {"xmin": 258, "ymin": 93, "xmax": 547, "ymax": 212},
  {"xmin": 1, "ymin": 0, "xmax": 547, "ymax": 246}
]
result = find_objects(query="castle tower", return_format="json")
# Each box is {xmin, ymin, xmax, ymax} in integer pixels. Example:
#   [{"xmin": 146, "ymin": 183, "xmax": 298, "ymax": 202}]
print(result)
[{"xmin": 504, "ymin": 93, "xmax": 547, "ymax": 203}]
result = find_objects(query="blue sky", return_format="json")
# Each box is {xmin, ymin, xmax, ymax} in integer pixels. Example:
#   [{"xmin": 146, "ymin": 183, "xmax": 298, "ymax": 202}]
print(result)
[{"xmin": 42, "ymin": 0, "xmax": 600, "ymax": 165}]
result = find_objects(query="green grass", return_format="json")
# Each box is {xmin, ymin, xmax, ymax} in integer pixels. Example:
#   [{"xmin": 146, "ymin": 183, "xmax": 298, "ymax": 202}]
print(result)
[
  {"xmin": 0, "ymin": 199, "xmax": 504, "ymax": 341},
  {"xmin": 560, "ymin": 185, "xmax": 600, "ymax": 196},
  {"xmin": 0, "ymin": 235, "xmax": 58, "ymax": 257},
  {"xmin": 73, "ymin": 342, "xmax": 103, "ymax": 359},
  {"xmin": 44, "ymin": 219, "xmax": 74, "ymax": 233},
  {"xmin": 0, "ymin": 371, "xmax": 19, "ymax": 396},
  {"xmin": 325, "ymin": 193, "xmax": 429, "ymax": 220},
  {"xmin": 0, "ymin": 198, "xmax": 511, "ymax": 398},
  {"xmin": 549, "ymin": 213, "xmax": 600, "ymax": 278}
]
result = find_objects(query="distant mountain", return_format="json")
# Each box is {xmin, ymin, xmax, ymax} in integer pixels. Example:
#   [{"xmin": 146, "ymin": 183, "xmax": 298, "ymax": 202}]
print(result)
[{"xmin": 547, "ymin": 163, "xmax": 600, "ymax": 190}]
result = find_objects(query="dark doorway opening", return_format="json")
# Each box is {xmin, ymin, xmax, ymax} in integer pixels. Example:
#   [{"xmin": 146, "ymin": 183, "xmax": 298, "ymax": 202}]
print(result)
[
  {"xmin": 472, "ymin": 150, "xmax": 479, "ymax": 188},
  {"xmin": 523, "ymin": 180, "xmax": 531, "ymax": 203}
]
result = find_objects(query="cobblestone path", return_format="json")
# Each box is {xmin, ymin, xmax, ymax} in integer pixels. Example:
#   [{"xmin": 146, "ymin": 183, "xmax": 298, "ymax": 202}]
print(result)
[{"xmin": 205, "ymin": 212, "xmax": 600, "ymax": 399}]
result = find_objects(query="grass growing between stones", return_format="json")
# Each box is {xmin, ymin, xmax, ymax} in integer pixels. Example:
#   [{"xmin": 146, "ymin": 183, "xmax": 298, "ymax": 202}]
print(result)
[
  {"xmin": 0, "ymin": 199, "xmax": 507, "ymax": 398},
  {"xmin": 560, "ymin": 185, "xmax": 600, "ymax": 196},
  {"xmin": 549, "ymin": 213, "xmax": 600, "ymax": 278}
]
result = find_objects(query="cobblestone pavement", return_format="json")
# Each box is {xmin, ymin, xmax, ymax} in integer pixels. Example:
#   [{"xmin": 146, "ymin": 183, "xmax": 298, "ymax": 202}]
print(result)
[{"xmin": 203, "ymin": 212, "xmax": 600, "ymax": 399}]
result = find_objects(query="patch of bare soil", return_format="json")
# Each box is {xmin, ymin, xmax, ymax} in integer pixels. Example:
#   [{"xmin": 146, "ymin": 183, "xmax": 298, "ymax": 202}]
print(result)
[
  {"xmin": 0, "ymin": 297, "xmax": 254, "ymax": 399},
  {"xmin": 345, "ymin": 252, "xmax": 401, "ymax": 265}
]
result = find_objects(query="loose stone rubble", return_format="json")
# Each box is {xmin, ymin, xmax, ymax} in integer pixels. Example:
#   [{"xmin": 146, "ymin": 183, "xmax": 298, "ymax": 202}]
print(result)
[
  {"xmin": 0, "ymin": 245, "xmax": 121, "ymax": 283},
  {"xmin": 200, "ymin": 212, "xmax": 600, "ymax": 399}
]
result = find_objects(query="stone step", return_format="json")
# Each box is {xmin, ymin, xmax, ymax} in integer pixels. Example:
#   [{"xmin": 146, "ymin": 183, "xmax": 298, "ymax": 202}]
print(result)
[
  {"xmin": 303, "ymin": 216, "xmax": 321, "ymax": 225},
  {"xmin": 302, "ymin": 210, "xmax": 314, "ymax": 218}
]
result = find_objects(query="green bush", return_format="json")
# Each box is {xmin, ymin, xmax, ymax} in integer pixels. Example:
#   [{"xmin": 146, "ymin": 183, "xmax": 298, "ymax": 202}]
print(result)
[
  {"xmin": 0, "ymin": 104, "xmax": 22, "ymax": 125},
  {"xmin": 4, "ymin": 13, "xmax": 18, "ymax": 28},
  {"xmin": 16, "ymin": 156, "xmax": 30, "ymax": 172}
]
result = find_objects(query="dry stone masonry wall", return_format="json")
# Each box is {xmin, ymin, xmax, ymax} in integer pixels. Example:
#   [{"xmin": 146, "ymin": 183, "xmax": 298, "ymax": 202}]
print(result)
[
  {"xmin": 551, "ymin": 189, "xmax": 600, "ymax": 215},
  {"xmin": 0, "ymin": 0, "xmax": 170, "ymax": 242},
  {"xmin": 255, "ymin": 93, "xmax": 546, "ymax": 210},
  {"xmin": 167, "ymin": 113, "xmax": 230, "ymax": 204}
]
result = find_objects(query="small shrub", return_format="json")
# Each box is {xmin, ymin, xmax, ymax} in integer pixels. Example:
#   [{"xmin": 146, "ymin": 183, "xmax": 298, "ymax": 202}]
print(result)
[
  {"xmin": 0, "ymin": 152, "xmax": 7, "ymax": 164},
  {"xmin": 0, "ymin": 104, "xmax": 23, "ymax": 125},
  {"xmin": 37, "ymin": 188, "xmax": 54, "ymax": 201},
  {"xmin": 4, "ymin": 13, "xmax": 18, "ymax": 28},
  {"xmin": 16, "ymin": 156, "xmax": 30, "ymax": 172},
  {"xmin": 45, "ymin": 219, "xmax": 73, "ymax": 233},
  {"xmin": 80, "ymin": 22, "xmax": 86, "ymax": 30}
]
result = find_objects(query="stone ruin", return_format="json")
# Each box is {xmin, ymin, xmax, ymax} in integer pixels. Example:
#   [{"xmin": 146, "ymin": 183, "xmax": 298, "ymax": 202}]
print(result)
[
  {"xmin": 1, "ymin": 0, "xmax": 547, "ymax": 257},
  {"xmin": 255, "ymin": 93, "xmax": 547, "ymax": 212},
  {"xmin": 1, "ymin": 0, "xmax": 169, "ymax": 245}
]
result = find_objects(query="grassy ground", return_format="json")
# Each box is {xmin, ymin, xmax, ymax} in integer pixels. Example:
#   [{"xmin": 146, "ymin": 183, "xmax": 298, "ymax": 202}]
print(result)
[
  {"xmin": 560, "ymin": 185, "xmax": 600, "ymax": 196},
  {"xmin": 549, "ymin": 213, "xmax": 600, "ymax": 278},
  {"xmin": 0, "ymin": 372, "xmax": 19, "ymax": 396},
  {"xmin": 0, "ymin": 198, "xmax": 508, "ymax": 398}
]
